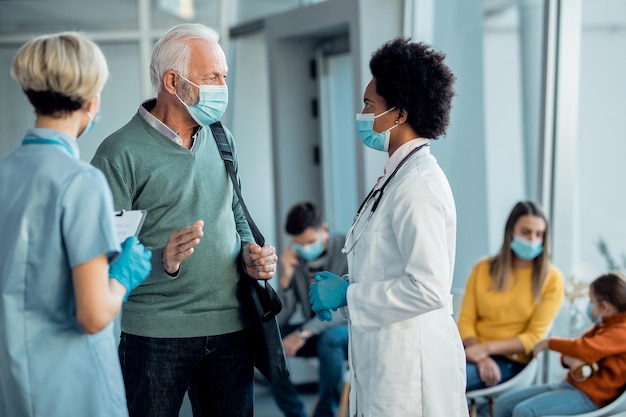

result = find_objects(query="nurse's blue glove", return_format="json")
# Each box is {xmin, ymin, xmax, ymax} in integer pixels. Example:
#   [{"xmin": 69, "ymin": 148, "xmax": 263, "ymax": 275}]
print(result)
[
  {"xmin": 109, "ymin": 236, "xmax": 152, "ymax": 302},
  {"xmin": 309, "ymin": 271, "xmax": 349, "ymax": 322}
]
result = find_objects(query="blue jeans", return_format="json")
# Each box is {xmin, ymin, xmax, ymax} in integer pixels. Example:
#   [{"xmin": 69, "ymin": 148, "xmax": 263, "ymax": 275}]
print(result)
[
  {"xmin": 118, "ymin": 329, "xmax": 254, "ymax": 417},
  {"xmin": 493, "ymin": 381, "xmax": 598, "ymax": 417},
  {"xmin": 269, "ymin": 324, "xmax": 349, "ymax": 417},
  {"xmin": 466, "ymin": 355, "xmax": 526, "ymax": 391}
]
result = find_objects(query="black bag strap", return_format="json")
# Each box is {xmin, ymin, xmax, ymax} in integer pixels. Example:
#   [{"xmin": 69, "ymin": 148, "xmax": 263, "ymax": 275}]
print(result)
[
  {"xmin": 209, "ymin": 121, "xmax": 265, "ymax": 247},
  {"xmin": 210, "ymin": 121, "xmax": 282, "ymax": 321}
]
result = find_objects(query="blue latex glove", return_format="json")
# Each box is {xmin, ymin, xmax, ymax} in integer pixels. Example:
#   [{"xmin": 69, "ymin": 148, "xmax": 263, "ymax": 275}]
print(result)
[
  {"xmin": 315, "ymin": 309, "xmax": 333, "ymax": 322},
  {"xmin": 309, "ymin": 271, "xmax": 349, "ymax": 322},
  {"xmin": 109, "ymin": 236, "xmax": 152, "ymax": 302}
]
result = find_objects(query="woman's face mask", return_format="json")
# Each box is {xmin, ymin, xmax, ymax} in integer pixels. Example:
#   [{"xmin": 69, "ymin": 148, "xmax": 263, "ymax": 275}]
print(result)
[
  {"xmin": 176, "ymin": 73, "xmax": 228, "ymax": 127},
  {"xmin": 510, "ymin": 235, "xmax": 543, "ymax": 260},
  {"xmin": 78, "ymin": 110, "xmax": 97, "ymax": 139},
  {"xmin": 355, "ymin": 107, "xmax": 398, "ymax": 152}
]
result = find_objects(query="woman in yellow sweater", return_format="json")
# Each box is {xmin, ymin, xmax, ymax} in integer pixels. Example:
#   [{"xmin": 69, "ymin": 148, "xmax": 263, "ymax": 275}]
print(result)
[{"xmin": 457, "ymin": 201, "xmax": 564, "ymax": 391}]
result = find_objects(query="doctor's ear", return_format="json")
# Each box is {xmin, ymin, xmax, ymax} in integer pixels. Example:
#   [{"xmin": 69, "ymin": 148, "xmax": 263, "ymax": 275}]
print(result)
[{"xmin": 396, "ymin": 109, "xmax": 408, "ymax": 124}]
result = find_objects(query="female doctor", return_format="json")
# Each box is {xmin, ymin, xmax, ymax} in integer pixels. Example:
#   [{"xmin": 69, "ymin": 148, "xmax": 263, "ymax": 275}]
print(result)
[
  {"xmin": 309, "ymin": 38, "xmax": 468, "ymax": 417},
  {"xmin": 0, "ymin": 32, "xmax": 152, "ymax": 417}
]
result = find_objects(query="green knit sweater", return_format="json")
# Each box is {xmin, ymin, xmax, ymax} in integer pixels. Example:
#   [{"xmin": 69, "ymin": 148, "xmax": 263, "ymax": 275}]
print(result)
[{"xmin": 92, "ymin": 112, "xmax": 254, "ymax": 337}]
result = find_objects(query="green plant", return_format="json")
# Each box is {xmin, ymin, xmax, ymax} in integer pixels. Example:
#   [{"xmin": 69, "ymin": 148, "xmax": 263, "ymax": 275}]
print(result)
[{"xmin": 597, "ymin": 238, "xmax": 626, "ymax": 272}]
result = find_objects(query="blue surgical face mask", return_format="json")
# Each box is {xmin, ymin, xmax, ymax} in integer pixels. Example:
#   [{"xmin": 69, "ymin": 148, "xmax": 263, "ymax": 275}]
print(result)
[
  {"xmin": 510, "ymin": 235, "xmax": 543, "ymax": 260},
  {"xmin": 355, "ymin": 107, "xmax": 398, "ymax": 152},
  {"xmin": 293, "ymin": 240, "xmax": 324, "ymax": 261},
  {"xmin": 176, "ymin": 73, "xmax": 228, "ymax": 127},
  {"xmin": 78, "ymin": 110, "xmax": 97, "ymax": 139},
  {"xmin": 586, "ymin": 303, "xmax": 601, "ymax": 324}
]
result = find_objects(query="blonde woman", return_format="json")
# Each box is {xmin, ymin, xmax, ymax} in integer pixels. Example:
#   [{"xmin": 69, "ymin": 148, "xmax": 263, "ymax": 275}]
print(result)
[
  {"xmin": 0, "ymin": 32, "xmax": 152, "ymax": 417},
  {"xmin": 457, "ymin": 201, "xmax": 564, "ymax": 391}
]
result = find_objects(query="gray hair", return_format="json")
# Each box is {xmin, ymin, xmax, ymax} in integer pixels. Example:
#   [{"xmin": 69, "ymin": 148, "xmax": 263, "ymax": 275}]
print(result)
[{"xmin": 150, "ymin": 23, "xmax": 220, "ymax": 94}]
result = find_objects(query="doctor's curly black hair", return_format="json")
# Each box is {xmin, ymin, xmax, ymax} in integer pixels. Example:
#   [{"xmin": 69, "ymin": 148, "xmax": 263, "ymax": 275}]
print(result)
[{"xmin": 369, "ymin": 37, "xmax": 456, "ymax": 140}]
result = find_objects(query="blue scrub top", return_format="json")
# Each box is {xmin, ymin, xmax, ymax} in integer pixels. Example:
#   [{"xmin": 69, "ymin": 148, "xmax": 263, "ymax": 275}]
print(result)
[{"xmin": 0, "ymin": 129, "xmax": 126, "ymax": 417}]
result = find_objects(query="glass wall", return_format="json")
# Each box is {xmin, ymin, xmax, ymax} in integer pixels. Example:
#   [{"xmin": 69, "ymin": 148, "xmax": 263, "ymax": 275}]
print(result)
[
  {"xmin": 573, "ymin": 0, "xmax": 626, "ymax": 284},
  {"xmin": 563, "ymin": 0, "xmax": 626, "ymax": 335}
]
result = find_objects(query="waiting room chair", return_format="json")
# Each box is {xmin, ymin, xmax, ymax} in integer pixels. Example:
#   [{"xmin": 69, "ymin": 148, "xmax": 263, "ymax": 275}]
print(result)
[
  {"xmin": 338, "ymin": 368, "xmax": 350, "ymax": 417},
  {"xmin": 466, "ymin": 356, "xmax": 540, "ymax": 417},
  {"xmin": 543, "ymin": 388, "xmax": 626, "ymax": 417}
]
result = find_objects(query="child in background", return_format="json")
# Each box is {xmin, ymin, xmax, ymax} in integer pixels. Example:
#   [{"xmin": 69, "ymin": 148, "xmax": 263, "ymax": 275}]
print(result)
[{"xmin": 494, "ymin": 272, "xmax": 626, "ymax": 417}]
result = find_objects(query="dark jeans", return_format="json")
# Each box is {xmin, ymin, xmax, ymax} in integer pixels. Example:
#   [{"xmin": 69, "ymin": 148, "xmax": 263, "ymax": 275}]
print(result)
[
  {"xmin": 119, "ymin": 329, "xmax": 254, "ymax": 417},
  {"xmin": 269, "ymin": 323, "xmax": 349, "ymax": 417},
  {"xmin": 466, "ymin": 355, "xmax": 527, "ymax": 391}
]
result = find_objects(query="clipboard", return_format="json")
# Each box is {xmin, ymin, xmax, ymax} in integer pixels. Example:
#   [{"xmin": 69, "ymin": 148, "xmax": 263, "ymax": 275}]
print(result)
[{"xmin": 114, "ymin": 210, "xmax": 147, "ymax": 243}]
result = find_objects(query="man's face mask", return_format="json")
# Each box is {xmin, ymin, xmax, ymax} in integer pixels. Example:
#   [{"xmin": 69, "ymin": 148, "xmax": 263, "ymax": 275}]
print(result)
[
  {"xmin": 355, "ymin": 107, "xmax": 398, "ymax": 152},
  {"xmin": 176, "ymin": 73, "xmax": 228, "ymax": 127},
  {"xmin": 293, "ymin": 239, "xmax": 324, "ymax": 261}
]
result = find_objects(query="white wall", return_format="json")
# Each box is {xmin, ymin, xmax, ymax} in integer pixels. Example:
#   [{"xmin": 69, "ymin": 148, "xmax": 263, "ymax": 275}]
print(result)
[
  {"xmin": 483, "ymin": 8, "xmax": 527, "ymax": 255},
  {"xmin": 426, "ymin": 0, "xmax": 491, "ymax": 288},
  {"xmin": 0, "ymin": 42, "xmax": 143, "ymax": 164},
  {"xmin": 228, "ymin": 31, "xmax": 278, "ymax": 252}
]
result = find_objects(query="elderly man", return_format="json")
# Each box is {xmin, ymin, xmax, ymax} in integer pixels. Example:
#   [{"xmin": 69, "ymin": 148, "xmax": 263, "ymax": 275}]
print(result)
[{"xmin": 92, "ymin": 23, "xmax": 277, "ymax": 417}]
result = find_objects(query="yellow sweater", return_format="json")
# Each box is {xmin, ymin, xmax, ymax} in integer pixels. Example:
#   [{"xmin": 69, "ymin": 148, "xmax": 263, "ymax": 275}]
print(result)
[{"xmin": 457, "ymin": 258, "xmax": 564, "ymax": 363}]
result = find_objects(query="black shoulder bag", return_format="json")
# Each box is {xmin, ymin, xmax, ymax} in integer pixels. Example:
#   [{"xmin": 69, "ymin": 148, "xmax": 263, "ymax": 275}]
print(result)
[{"xmin": 210, "ymin": 121, "xmax": 290, "ymax": 383}]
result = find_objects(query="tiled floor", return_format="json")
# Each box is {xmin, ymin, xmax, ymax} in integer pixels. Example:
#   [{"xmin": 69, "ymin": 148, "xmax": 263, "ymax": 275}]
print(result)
[
  {"xmin": 253, "ymin": 382, "xmax": 318, "ymax": 417},
  {"xmin": 178, "ymin": 381, "xmax": 318, "ymax": 417}
]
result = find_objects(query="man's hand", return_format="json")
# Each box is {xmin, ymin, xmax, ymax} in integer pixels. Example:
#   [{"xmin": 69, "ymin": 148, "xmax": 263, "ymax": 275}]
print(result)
[
  {"xmin": 243, "ymin": 242, "xmax": 277, "ymax": 280},
  {"xmin": 279, "ymin": 245, "xmax": 299, "ymax": 289},
  {"xmin": 282, "ymin": 331, "xmax": 307, "ymax": 356},
  {"xmin": 162, "ymin": 220, "xmax": 204, "ymax": 275},
  {"xmin": 477, "ymin": 357, "xmax": 502, "ymax": 387}
]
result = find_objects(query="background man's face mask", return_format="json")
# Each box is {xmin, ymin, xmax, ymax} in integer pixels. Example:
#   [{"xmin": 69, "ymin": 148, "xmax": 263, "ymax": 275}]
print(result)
[
  {"xmin": 176, "ymin": 73, "xmax": 228, "ymax": 126},
  {"xmin": 293, "ymin": 239, "xmax": 324, "ymax": 261},
  {"xmin": 355, "ymin": 107, "xmax": 397, "ymax": 152}
]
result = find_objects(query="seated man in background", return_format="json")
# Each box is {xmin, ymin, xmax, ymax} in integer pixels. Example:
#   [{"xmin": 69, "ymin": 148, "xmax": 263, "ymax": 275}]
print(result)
[{"xmin": 271, "ymin": 201, "xmax": 349, "ymax": 417}]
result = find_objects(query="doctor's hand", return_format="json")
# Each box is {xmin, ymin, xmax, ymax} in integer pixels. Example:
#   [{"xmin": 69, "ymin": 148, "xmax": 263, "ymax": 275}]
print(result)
[
  {"xmin": 477, "ymin": 357, "xmax": 502, "ymax": 387},
  {"xmin": 109, "ymin": 236, "xmax": 152, "ymax": 301},
  {"xmin": 309, "ymin": 271, "xmax": 349, "ymax": 319},
  {"xmin": 162, "ymin": 220, "xmax": 204, "ymax": 275}
]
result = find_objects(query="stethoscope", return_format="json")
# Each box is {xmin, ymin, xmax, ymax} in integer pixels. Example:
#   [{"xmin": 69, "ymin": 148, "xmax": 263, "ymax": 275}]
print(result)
[{"xmin": 342, "ymin": 143, "xmax": 429, "ymax": 255}]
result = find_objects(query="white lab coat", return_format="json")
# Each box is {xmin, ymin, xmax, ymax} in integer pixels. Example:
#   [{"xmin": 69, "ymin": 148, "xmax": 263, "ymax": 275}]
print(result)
[{"xmin": 344, "ymin": 144, "xmax": 468, "ymax": 417}]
